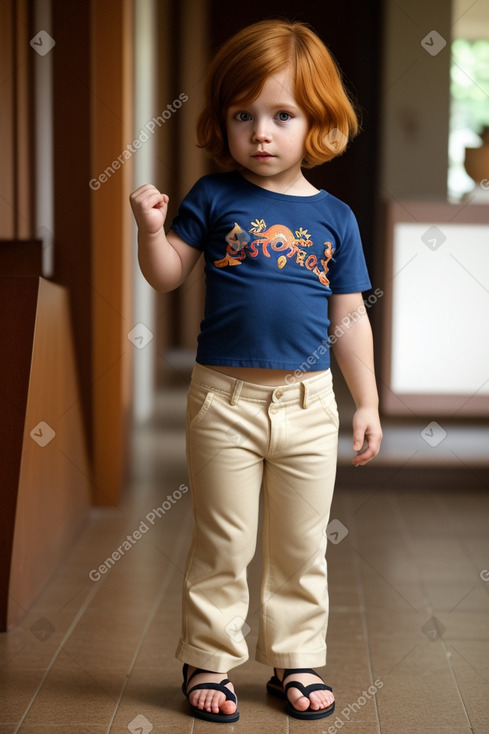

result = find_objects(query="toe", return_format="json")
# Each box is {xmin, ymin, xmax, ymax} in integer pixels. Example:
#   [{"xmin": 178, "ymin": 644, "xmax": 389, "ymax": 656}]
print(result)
[
  {"xmin": 221, "ymin": 699, "xmax": 237, "ymax": 715},
  {"xmin": 187, "ymin": 672, "xmax": 236, "ymax": 717},
  {"xmin": 309, "ymin": 690, "xmax": 334, "ymax": 711},
  {"xmin": 288, "ymin": 693, "xmax": 311, "ymax": 712}
]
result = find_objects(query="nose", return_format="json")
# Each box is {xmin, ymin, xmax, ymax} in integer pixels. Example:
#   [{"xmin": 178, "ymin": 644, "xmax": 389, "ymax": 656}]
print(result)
[{"xmin": 252, "ymin": 118, "xmax": 272, "ymax": 143}]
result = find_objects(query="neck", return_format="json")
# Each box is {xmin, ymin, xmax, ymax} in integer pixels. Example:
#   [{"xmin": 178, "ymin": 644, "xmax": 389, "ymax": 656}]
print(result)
[{"xmin": 239, "ymin": 169, "xmax": 319, "ymax": 196}]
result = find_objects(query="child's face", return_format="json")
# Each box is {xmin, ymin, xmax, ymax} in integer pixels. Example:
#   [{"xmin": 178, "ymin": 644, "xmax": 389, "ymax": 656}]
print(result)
[{"xmin": 225, "ymin": 68, "xmax": 309, "ymax": 189}]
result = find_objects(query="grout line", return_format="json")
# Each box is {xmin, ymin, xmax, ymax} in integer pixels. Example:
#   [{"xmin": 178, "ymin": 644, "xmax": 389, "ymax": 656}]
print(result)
[
  {"xmin": 105, "ymin": 508, "xmax": 194, "ymax": 733},
  {"xmin": 346, "ymin": 490, "xmax": 383, "ymax": 734},
  {"xmin": 13, "ymin": 581, "xmax": 102, "ymax": 733}
]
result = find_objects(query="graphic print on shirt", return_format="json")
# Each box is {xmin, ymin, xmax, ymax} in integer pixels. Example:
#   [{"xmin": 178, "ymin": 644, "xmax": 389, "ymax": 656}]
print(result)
[{"xmin": 214, "ymin": 219, "xmax": 334, "ymax": 286}]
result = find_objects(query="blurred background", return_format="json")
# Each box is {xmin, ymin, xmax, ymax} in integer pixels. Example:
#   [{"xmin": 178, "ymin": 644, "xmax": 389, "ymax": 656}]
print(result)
[{"xmin": 1, "ymin": 0, "xmax": 489, "ymax": 630}]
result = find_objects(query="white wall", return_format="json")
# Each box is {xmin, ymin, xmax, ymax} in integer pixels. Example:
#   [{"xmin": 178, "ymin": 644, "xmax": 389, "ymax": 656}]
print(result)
[{"xmin": 132, "ymin": 0, "xmax": 158, "ymax": 423}]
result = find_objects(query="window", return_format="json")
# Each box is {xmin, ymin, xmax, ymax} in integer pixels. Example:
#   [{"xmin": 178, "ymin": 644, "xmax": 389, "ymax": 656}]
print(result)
[{"xmin": 448, "ymin": 35, "xmax": 489, "ymax": 200}]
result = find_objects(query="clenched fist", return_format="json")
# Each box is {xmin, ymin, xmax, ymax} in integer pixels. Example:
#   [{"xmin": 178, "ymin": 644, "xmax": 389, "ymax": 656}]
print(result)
[{"xmin": 129, "ymin": 184, "xmax": 169, "ymax": 236}]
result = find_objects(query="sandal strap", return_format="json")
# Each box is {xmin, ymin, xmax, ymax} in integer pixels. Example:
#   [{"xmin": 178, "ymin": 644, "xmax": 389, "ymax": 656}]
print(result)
[
  {"xmin": 279, "ymin": 669, "xmax": 332, "ymax": 698},
  {"xmin": 187, "ymin": 681, "xmax": 237, "ymax": 704},
  {"xmin": 283, "ymin": 667, "xmax": 318, "ymax": 678},
  {"xmin": 182, "ymin": 665, "xmax": 237, "ymax": 704},
  {"xmin": 285, "ymin": 681, "xmax": 332, "ymax": 697},
  {"xmin": 183, "ymin": 664, "xmax": 216, "ymax": 688}
]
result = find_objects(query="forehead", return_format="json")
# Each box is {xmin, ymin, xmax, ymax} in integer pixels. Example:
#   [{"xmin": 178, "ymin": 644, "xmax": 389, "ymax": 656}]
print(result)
[
  {"xmin": 259, "ymin": 70, "xmax": 296, "ymax": 99},
  {"xmin": 228, "ymin": 67, "xmax": 298, "ymax": 109}
]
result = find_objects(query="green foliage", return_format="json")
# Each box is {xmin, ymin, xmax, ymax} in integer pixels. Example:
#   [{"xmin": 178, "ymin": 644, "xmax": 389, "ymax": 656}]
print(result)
[{"xmin": 451, "ymin": 39, "xmax": 489, "ymax": 134}]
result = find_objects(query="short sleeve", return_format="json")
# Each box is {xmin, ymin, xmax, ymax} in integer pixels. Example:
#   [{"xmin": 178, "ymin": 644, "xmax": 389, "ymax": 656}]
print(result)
[
  {"xmin": 328, "ymin": 208, "xmax": 371, "ymax": 293},
  {"xmin": 170, "ymin": 178, "xmax": 210, "ymax": 250}
]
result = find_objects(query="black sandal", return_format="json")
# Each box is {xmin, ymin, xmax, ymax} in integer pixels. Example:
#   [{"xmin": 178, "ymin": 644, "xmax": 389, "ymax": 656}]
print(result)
[
  {"xmin": 182, "ymin": 663, "xmax": 239, "ymax": 723},
  {"xmin": 266, "ymin": 667, "xmax": 335, "ymax": 720}
]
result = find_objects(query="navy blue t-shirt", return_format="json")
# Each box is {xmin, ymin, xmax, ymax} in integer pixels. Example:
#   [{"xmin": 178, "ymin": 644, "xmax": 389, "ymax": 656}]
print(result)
[{"xmin": 171, "ymin": 171, "xmax": 371, "ymax": 370}]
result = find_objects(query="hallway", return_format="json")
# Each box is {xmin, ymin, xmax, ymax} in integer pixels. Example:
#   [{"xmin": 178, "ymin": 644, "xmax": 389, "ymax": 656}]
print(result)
[{"xmin": 1, "ymin": 377, "xmax": 488, "ymax": 733}]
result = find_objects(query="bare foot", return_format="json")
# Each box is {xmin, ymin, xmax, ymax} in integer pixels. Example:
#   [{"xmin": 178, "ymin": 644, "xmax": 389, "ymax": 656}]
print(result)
[
  {"xmin": 185, "ymin": 666, "xmax": 237, "ymax": 716},
  {"xmin": 275, "ymin": 668, "xmax": 334, "ymax": 713}
]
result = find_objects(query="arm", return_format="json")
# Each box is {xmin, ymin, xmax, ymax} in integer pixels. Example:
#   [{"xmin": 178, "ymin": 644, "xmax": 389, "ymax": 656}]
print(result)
[
  {"xmin": 129, "ymin": 183, "xmax": 201, "ymax": 292},
  {"xmin": 329, "ymin": 292, "xmax": 382, "ymax": 466}
]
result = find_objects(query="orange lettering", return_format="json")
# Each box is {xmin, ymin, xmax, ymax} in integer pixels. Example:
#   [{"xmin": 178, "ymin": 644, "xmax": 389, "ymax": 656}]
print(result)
[
  {"xmin": 295, "ymin": 250, "xmax": 306, "ymax": 266},
  {"xmin": 249, "ymin": 241, "xmax": 259, "ymax": 257}
]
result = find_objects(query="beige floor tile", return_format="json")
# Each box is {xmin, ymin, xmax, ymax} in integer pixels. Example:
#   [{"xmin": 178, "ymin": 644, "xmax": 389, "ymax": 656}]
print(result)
[
  {"xmin": 109, "ymin": 667, "xmax": 192, "ymax": 733},
  {"xmin": 448, "ymin": 640, "xmax": 489, "ymax": 681},
  {"xmin": 377, "ymin": 728, "xmax": 472, "ymax": 734},
  {"xmin": 373, "ymin": 644, "xmax": 472, "ymax": 730},
  {"xmin": 447, "ymin": 641, "xmax": 489, "ymax": 730},
  {"xmin": 14, "ymin": 728, "xmax": 108, "ymax": 734},
  {"xmin": 0, "ymin": 668, "xmax": 49, "ymax": 725}
]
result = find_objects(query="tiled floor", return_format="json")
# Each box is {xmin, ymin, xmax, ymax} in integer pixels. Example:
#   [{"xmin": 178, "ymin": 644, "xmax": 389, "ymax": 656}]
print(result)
[{"xmin": 1, "ymin": 375, "xmax": 489, "ymax": 733}]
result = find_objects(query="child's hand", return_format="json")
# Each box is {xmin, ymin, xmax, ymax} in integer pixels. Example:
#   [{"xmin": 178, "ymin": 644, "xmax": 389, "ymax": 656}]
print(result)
[
  {"xmin": 351, "ymin": 407, "xmax": 382, "ymax": 466},
  {"xmin": 129, "ymin": 184, "xmax": 169, "ymax": 235}
]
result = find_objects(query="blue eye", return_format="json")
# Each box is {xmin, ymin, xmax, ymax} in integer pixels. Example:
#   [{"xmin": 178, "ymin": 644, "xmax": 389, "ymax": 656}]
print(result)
[
  {"xmin": 277, "ymin": 112, "xmax": 292, "ymax": 122},
  {"xmin": 235, "ymin": 111, "xmax": 252, "ymax": 121}
]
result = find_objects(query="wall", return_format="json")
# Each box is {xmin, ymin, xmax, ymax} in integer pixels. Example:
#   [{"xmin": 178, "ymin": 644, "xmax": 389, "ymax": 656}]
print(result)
[{"xmin": 380, "ymin": 0, "xmax": 452, "ymax": 200}]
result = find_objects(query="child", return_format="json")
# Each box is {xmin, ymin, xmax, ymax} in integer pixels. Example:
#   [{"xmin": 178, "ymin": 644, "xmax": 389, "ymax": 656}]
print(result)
[{"xmin": 130, "ymin": 19, "xmax": 382, "ymax": 724}]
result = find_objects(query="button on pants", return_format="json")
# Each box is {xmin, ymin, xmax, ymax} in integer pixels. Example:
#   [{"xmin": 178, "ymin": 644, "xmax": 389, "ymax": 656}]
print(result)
[{"xmin": 175, "ymin": 363, "xmax": 339, "ymax": 672}]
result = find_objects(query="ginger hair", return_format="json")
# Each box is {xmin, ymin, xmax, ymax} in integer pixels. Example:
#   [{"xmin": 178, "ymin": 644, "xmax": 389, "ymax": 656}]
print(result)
[{"xmin": 196, "ymin": 19, "xmax": 359, "ymax": 168}]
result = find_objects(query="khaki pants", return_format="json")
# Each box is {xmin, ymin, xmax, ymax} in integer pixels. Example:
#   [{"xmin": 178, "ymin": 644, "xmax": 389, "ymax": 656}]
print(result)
[{"xmin": 175, "ymin": 363, "xmax": 339, "ymax": 672}]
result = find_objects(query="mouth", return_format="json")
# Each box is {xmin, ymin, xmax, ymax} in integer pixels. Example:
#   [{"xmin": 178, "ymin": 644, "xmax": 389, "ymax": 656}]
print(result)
[{"xmin": 252, "ymin": 152, "xmax": 275, "ymax": 160}]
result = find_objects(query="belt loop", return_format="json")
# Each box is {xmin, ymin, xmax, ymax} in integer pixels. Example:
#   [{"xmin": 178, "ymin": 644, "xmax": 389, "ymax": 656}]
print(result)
[
  {"xmin": 301, "ymin": 381, "xmax": 309, "ymax": 409},
  {"xmin": 231, "ymin": 379, "xmax": 244, "ymax": 406}
]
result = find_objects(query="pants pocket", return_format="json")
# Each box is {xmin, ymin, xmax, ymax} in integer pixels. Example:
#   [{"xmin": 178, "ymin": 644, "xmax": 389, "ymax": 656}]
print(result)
[
  {"xmin": 318, "ymin": 392, "xmax": 340, "ymax": 429},
  {"xmin": 187, "ymin": 387, "xmax": 215, "ymax": 428}
]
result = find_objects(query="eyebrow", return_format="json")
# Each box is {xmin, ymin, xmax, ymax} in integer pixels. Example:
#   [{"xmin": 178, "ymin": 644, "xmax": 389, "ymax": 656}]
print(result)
[{"xmin": 228, "ymin": 100, "xmax": 300, "ymax": 112}]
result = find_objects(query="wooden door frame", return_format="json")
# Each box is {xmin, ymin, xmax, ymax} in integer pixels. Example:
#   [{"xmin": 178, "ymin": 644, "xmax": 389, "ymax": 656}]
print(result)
[{"xmin": 89, "ymin": 0, "xmax": 134, "ymax": 505}]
